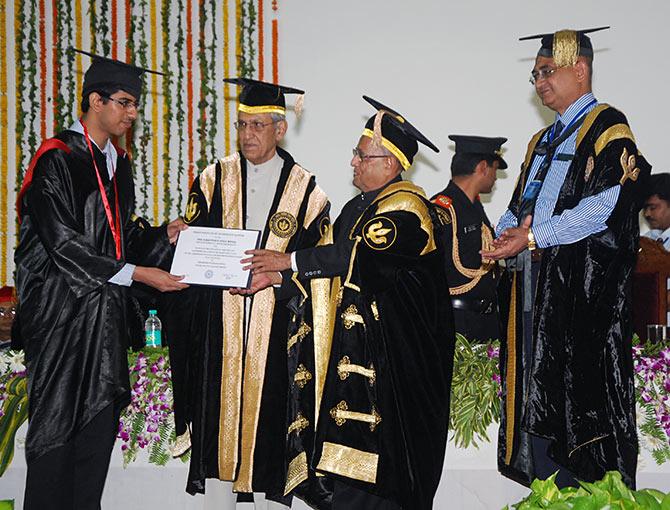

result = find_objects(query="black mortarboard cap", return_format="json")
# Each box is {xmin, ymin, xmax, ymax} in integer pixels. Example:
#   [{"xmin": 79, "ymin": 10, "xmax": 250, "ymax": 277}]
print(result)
[
  {"xmin": 519, "ymin": 26, "xmax": 610, "ymax": 67},
  {"xmin": 223, "ymin": 77, "xmax": 305, "ymax": 116},
  {"xmin": 361, "ymin": 95, "xmax": 439, "ymax": 171},
  {"xmin": 449, "ymin": 135, "xmax": 508, "ymax": 170},
  {"xmin": 73, "ymin": 48, "xmax": 164, "ymax": 100}
]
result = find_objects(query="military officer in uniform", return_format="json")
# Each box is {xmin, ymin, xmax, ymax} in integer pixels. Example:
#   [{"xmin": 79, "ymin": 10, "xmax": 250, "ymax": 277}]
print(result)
[{"xmin": 431, "ymin": 135, "xmax": 507, "ymax": 342}]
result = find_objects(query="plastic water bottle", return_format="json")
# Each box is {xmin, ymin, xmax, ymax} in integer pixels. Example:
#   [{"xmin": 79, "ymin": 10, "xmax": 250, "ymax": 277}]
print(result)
[{"xmin": 145, "ymin": 309, "xmax": 162, "ymax": 348}]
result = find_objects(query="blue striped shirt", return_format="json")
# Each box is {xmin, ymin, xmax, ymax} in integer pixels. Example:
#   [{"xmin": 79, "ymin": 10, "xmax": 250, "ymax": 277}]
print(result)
[{"xmin": 496, "ymin": 93, "xmax": 620, "ymax": 248}]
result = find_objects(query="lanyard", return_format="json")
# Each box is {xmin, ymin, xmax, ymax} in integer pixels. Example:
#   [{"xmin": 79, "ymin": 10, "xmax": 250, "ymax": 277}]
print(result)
[
  {"xmin": 81, "ymin": 120, "xmax": 122, "ymax": 260},
  {"xmin": 548, "ymin": 98, "xmax": 597, "ymax": 144}
]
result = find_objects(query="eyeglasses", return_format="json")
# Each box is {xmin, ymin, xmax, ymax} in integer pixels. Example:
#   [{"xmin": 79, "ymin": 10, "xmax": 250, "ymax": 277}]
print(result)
[
  {"xmin": 352, "ymin": 148, "xmax": 390, "ymax": 161},
  {"xmin": 529, "ymin": 66, "xmax": 558, "ymax": 85},
  {"xmin": 101, "ymin": 95, "xmax": 141, "ymax": 111},
  {"xmin": 233, "ymin": 120, "xmax": 279, "ymax": 132}
]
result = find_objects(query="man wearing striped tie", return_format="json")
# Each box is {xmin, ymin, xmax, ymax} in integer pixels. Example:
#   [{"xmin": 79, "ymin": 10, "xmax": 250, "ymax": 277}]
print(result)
[{"xmin": 483, "ymin": 27, "xmax": 651, "ymax": 490}]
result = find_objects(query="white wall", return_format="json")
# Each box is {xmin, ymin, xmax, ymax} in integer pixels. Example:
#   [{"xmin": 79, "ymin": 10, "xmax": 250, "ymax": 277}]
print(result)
[{"xmin": 277, "ymin": 0, "xmax": 669, "ymax": 228}]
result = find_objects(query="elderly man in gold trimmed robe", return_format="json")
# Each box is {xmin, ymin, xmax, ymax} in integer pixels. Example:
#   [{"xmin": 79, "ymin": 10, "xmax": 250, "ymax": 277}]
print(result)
[
  {"xmin": 246, "ymin": 96, "xmax": 455, "ymax": 510},
  {"xmin": 165, "ymin": 78, "xmax": 329, "ymax": 509}
]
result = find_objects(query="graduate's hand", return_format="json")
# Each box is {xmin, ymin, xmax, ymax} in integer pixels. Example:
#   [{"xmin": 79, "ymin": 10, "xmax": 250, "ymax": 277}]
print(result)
[
  {"xmin": 133, "ymin": 266, "xmax": 189, "ymax": 292},
  {"xmin": 228, "ymin": 272, "xmax": 280, "ymax": 295},
  {"xmin": 240, "ymin": 249, "xmax": 291, "ymax": 273},
  {"xmin": 481, "ymin": 216, "xmax": 532, "ymax": 260},
  {"xmin": 167, "ymin": 218, "xmax": 188, "ymax": 244}
]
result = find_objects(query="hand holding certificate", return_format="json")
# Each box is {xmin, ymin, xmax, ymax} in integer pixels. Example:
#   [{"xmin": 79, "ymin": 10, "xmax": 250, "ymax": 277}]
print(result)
[{"xmin": 170, "ymin": 226, "xmax": 261, "ymax": 288}]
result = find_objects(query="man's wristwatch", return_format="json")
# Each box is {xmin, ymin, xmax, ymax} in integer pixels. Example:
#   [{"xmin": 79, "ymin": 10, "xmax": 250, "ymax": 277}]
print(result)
[{"xmin": 527, "ymin": 229, "xmax": 537, "ymax": 251}]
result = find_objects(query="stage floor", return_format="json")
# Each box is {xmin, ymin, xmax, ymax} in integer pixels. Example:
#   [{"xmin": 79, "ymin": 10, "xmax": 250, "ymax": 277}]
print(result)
[{"xmin": 3, "ymin": 423, "xmax": 669, "ymax": 509}]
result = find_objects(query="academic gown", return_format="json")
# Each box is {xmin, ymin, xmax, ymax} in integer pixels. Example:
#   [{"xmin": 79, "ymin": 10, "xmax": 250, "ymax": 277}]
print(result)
[
  {"xmin": 498, "ymin": 105, "xmax": 651, "ymax": 488},
  {"xmin": 165, "ymin": 147, "xmax": 329, "ymax": 497},
  {"xmin": 13, "ymin": 129, "xmax": 172, "ymax": 463},
  {"xmin": 284, "ymin": 179, "xmax": 455, "ymax": 510}
]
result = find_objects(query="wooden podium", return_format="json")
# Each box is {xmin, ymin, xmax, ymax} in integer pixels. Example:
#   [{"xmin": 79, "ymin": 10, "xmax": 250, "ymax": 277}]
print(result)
[{"xmin": 633, "ymin": 237, "xmax": 670, "ymax": 340}]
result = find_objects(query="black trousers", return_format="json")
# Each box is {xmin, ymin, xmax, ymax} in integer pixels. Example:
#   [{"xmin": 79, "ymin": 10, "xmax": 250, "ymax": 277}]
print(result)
[
  {"xmin": 524, "ymin": 262, "xmax": 577, "ymax": 489},
  {"xmin": 24, "ymin": 403, "xmax": 120, "ymax": 510}
]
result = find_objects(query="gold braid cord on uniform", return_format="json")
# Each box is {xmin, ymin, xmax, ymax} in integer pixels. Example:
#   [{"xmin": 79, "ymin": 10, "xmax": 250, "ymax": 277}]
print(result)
[{"xmin": 443, "ymin": 203, "xmax": 496, "ymax": 295}]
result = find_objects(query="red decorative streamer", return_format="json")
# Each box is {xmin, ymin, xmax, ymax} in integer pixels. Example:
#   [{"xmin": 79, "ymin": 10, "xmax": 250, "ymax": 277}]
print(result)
[
  {"xmin": 272, "ymin": 19, "xmax": 278, "ymax": 84},
  {"xmin": 258, "ymin": 0, "xmax": 264, "ymax": 80},
  {"xmin": 111, "ymin": 0, "xmax": 118, "ymax": 59},
  {"xmin": 186, "ymin": 0, "xmax": 194, "ymax": 184},
  {"xmin": 39, "ymin": 0, "xmax": 47, "ymax": 140}
]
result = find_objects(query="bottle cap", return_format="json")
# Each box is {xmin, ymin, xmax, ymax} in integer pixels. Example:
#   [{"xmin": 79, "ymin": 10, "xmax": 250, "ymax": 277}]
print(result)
[{"xmin": 149, "ymin": 309, "xmax": 157, "ymax": 315}]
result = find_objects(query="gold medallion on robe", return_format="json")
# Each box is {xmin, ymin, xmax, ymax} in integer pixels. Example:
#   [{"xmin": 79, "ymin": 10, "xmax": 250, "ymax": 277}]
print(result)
[
  {"xmin": 363, "ymin": 216, "xmax": 397, "ymax": 250},
  {"xmin": 269, "ymin": 211, "xmax": 298, "ymax": 238},
  {"xmin": 184, "ymin": 192, "xmax": 201, "ymax": 224}
]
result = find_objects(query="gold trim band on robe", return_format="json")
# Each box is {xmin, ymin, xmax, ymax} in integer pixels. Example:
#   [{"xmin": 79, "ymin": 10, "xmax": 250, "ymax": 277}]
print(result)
[
  {"xmin": 234, "ymin": 163, "xmax": 314, "ymax": 492},
  {"xmin": 317, "ymin": 441, "xmax": 378, "ymax": 484},
  {"xmin": 284, "ymin": 451, "xmax": 309, "ymax": 496},
  {"xmin": 337, "ymin": 356, "xmax": 376, "ymax": 385},
  {"xmin": 504, "ymin": 271, "xmax": 518, "ymax": 465},
  {"xmin": 219, "ymin": 154, "xmax": 245, "ymax": 480}
]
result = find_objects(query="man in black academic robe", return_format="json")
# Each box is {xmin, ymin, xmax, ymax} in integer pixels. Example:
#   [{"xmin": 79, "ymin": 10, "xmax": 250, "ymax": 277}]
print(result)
[
  {"xmin": 431, "ymin": 135, "xmax": 507, "ymax": 343},
  {"xmin": 247, "ymin": 97, "xmax": 455, "ymax": 510},
  {"xmin": 13, "ymin": 51, "xmax": 187, "ymax": 510},
  {"xmin": 485, "ymin": 28, "xmax": 650, "ymax": 489},
  {"xmin": 165, "ymin": 78, "xmax": 329, "ymax": 507}
]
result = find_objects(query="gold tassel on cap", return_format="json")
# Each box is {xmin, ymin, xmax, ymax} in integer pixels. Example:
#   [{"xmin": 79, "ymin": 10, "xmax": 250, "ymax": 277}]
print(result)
[
  {"xmin": 552, "ymin": 29, "xmax": 579, "ymax": 68},
  {"xmin": 294, "ymin": 93, "xmax": 305, "ymax": 118},
  {"xmin": 372, "ymin": 110, "xmax": 387, "ymax": 149}
]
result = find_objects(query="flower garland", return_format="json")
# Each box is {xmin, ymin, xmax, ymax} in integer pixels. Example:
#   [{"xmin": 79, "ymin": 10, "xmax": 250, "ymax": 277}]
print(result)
[
  {"xmin": 174, "ymin": 0, "xmax": 187, "ymax": 211},
  {"xmin": 1, "ymin": 0, "xmax": 9, "ymax": 285},
  {"xmin": 195, "ymin": 0, "xmax": 208, "ymax": 173},
  {"xmin": 207, "ymin": 0, "xmax": 218, "ymax": 163},
  {"xmin": 62, "ymin": 0, "xmax": 75, "ymax": 127},
  {"xmin": 88, "ymin": 0, "xmax": 97, "ymax": 54},
  {"xmin": 238, "ymin": 0, "xmax": 256, "ymax": 78},
  {"xmin": 38, "ymin": 0, "xmax": 46, "ymax": 140},
  {"xmin": 130, "ymin": 0, "xmax": 153, "ymax": 218},
  {"xmin": 150, "ymin": 0, "xmax": 160, "ymax": 221},
  {"xmin": 98, "ymin": 0, "xmax": 110, "ymax": 56},
  {"xmin": 13, "ymin": 0, "xmax": 26, "ymax": 197},
  {"xmin": 222, "ymin": 0, "xmax": 232, "ymax": 156},
  {"xmin": 186, "ymin": 0, "xmax": 194, "ymax": 185},
  {"xmin": 26, "ymin": 0, "xmax": 39, "ymax": 164},
  {"xmin": 161, "ymin": 0, "xmax": 173, "ymax": 222}
]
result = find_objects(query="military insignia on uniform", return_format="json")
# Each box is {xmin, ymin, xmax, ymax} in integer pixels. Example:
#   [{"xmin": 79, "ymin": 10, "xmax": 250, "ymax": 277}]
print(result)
[
  {"xmin": 619, "ymin": 147, "xmax": 640, "ymax": 186},
  {"xmin": 435, "ymin": 207, "xmax": 451, "ymax": 225},
  {"xmin": 363, "ymin": 216, "xmax": 397, "ymax": 250},
  {"xmin": 433, "ymin": 195, "xmax": 452, "ymax": 209},
  {"xmin": 269, "ymin": 211, "xmax": 298, "ymax": 238},
  {"xmin": 184, "ymin": 193, "xmax": 200, "ymax": 224},
  {"xmin": 584, "ymin": 155, "xmax": 595, "ymax": 182}
]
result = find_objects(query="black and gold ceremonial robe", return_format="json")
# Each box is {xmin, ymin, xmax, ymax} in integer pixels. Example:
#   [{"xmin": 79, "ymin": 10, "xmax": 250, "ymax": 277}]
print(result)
[
  {"xmin": 168, "ymin": 147, "xmax": 329, "ymax": 497},
  {"xmin": 14, "ymin": 130, "xmax": 172, "ymax": 463},
  {"xmin": 432, "ymin": 181, "xmax": 499, "ymax": 342},
  {"xmin": 498, "ymin": 105, "xmax": 651, "ymax": 488},
  {"xmin": 285, "ymin": 180, "xmax": 455, "ymax": 510}
]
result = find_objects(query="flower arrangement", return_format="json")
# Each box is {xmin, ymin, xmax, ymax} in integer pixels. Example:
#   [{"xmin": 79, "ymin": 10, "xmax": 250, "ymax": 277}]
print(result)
[
  {"xmin": 449, "ymin": 334, "xmax": 501, "ymax": 448},
  {"xmin": 117, "ymin": 348, "xmax": 185, "ymax": 467},
  {"xmin": 633, "ymin": 337, "xmax": 670, "ymax": 464},
  {"xmin": 0, "ymin": 349, "xmax": 27, "ymax": 476}
]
